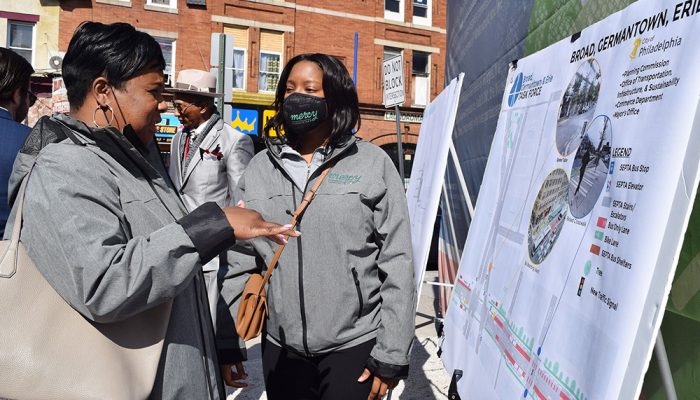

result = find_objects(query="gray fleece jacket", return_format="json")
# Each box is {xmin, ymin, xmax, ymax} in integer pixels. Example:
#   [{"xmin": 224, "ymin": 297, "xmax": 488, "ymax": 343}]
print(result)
[
  {"xmin": 4, "ymin": 114, "xmax": 249, "ymax": 399},
  {"xmin": 235, "ymin": 137, "xmax": 416, "ymax": 377}
]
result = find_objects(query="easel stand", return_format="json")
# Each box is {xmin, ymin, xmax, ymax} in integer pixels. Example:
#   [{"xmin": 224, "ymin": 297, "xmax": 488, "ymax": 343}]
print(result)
[
  {"xmin": 447, "ymin": 369, "xmax": 462, "ymax": 400},
  {"xmin": 654, "ymin": 332, "xmax": 678, "ymax": 400}
]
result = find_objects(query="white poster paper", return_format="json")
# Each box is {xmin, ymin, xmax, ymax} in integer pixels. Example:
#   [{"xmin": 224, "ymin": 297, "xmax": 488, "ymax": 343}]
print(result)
[
  {"xmin": 441, "ymin": 1, "xmax": 700, "ymax": 399},
  {"xmin": 407, "ymin": 74, "xmax": 463, "ymax": 297}
]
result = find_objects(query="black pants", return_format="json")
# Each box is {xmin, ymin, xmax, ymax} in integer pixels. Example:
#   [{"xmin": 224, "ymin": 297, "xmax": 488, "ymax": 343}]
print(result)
[{"xmin": 262, "ymin": 338, "xmax": 375, "ymax": 400}]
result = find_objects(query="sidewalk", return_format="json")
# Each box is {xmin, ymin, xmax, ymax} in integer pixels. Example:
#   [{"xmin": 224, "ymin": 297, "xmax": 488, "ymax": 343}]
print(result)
[{"xmin": 226, "ymin": 270, "xmax": 451, "ymax": 399}]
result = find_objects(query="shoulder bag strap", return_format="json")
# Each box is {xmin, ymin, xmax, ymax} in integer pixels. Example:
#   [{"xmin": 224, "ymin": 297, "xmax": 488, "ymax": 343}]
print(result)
[
  {"xmin": 1, "ymin": 165, "xmax": 34, "ymax": 278},
  {"xmin": 4, "ymin": 119, "xmax": 83, "ymax": 249},
  {"xmin": 257, "ymin": 160, "xmax": 336, "ymax": 291},
  {"xmin": 8, "ymin": 176, "xmax": 29, "ymax": 245}
]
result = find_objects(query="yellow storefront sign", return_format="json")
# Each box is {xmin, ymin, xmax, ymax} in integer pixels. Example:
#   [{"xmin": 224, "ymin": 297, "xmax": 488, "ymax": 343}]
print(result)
[{"xmin": 263, "ymin": 109, "xmax": 284, "ymax": 137}]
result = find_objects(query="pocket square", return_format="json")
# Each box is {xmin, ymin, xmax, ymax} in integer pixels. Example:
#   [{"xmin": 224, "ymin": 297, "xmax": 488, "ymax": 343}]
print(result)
[{"xmin": 200, "ymin": 144, "xmax": 223, "ymax": 160}]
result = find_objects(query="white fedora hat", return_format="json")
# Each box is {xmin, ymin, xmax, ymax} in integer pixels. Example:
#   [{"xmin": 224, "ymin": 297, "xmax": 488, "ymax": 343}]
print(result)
[{"xmin": 166, "ymin": 69, "xmax": 223, "ymax": 97}]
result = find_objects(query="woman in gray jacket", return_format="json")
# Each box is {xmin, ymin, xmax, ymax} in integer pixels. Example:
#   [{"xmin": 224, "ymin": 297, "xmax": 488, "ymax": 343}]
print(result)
[
  {"xmin": 4, "ymin": 22, "xmax": 296, "ymax": 399},
  {"xmin": 234, "ymin": 54, "xmax": 416, "ymax": 400}
]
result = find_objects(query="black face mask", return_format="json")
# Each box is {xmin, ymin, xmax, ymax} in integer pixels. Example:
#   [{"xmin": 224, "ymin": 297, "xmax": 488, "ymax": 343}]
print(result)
[{"xmin": 282, "ymin": 93, "xmax": 328, "ymax": 135}]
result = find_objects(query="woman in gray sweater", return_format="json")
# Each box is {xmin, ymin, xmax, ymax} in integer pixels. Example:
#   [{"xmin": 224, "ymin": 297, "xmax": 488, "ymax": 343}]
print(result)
[
  {"xmin": 234, "ymin": 53, "xmax": 416, "ymax": 400},
  {"xmin": 4, "ymin": 22, "xmax": 296, "ymax": 399}
]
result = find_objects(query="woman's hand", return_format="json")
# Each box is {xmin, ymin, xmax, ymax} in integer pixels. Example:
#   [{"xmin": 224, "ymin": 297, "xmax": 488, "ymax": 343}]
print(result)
[
  {"xmin": 223, "ymin": 201, "xmax": 299, "ymax": 245},
  {"xmin": 221, "ymin": 362, "xmax": 248, "ymax": 388},
  {"xmin": 357, "ymin": 368, "xmax": 399, "ymax": 400}
]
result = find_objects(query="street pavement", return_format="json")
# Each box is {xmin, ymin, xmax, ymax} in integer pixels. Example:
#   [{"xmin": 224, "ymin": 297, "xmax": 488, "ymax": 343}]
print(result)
[
  {"xmin": 226, "ymin": 270, "xmax": 451, "ymax": 400},
  {"xmin": 569, "ymin": 160, "xmax": 608, "ymax": 218},
  {"xmin": 556, "ymin": 109, "xmax": 595, "ymax": 155}
]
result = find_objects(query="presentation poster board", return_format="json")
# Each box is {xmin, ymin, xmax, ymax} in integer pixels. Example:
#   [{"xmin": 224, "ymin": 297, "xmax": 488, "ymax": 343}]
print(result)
[
  {"xmin": 441, "ymin": 1, "xmax": 700, "ymax": 399},
  {"xmin": 406, "ymin": 74, "xmax": 463, "ymax": 297}
]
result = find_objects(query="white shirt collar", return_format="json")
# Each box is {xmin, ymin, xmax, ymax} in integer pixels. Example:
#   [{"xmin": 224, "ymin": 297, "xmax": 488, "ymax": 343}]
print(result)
[
  {"xmin": 279, "ymin": 144, "xmax": 330, "ymax": 158},
  {"xmin": 190, "ymin": 114, "xmax": 216, "ymax": 139}
]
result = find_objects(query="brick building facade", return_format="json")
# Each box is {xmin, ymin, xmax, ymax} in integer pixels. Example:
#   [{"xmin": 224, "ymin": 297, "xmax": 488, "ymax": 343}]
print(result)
[{"xmin": 56, "ymin": 0, "xmax": 446, "ymax": 177}]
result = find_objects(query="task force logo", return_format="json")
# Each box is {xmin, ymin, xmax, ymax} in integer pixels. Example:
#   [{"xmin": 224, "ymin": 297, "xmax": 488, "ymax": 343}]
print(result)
[{"xmin": 508, "ymin": 72, "xmax": 524, "ymax": 107}]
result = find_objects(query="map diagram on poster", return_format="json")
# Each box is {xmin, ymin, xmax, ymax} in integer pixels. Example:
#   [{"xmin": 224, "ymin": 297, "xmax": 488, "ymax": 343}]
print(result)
[{"xmin": 441, "ymin": 1, "xmax": 700, "ymax": 399}]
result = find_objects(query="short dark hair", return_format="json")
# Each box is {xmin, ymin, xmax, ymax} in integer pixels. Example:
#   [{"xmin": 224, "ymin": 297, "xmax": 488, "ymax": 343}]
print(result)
[
  {"xmin": 264, "ymin": 53, "xmax": 360, "ymax": 148},
  {"xmin": 0, "ymin": 48, "xmax": 34, "ymax": 104},
  {"xmin": 62, "ymin": 21, "xmax": 165, "ymax": 109}
]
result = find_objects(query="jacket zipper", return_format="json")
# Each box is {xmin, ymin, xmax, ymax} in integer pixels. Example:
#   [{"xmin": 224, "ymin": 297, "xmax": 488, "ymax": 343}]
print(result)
[
  {"xmin": 281, "ymin": 148, "xmax": 352, "ymax": 357},
  {"xmin": 67, "ymin": 124, "xmax": 218, "ymax": 396},
  {"xmin": 292, "ymin": 185, "xmax": 312, "ymax": 356},
  {"xmin": 270, "ymin": 139, "xmax": 354, "ymax": 187},
  {"xmin": 351, "ymin": 267, "xmax": 364, "ymax": 318}
]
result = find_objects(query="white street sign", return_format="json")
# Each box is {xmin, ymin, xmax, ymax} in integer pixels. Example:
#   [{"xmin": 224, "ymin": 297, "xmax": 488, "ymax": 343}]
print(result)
[{"xmin": 383, "ymin": 54, "xmax": 405, "ymax": 107}]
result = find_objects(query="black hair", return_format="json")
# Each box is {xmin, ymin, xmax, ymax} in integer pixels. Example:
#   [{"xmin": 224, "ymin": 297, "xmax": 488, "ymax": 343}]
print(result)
[
  {"xmin": 264, "ymin": 53, "xmax": 360, "ymax": 148},
  {"xmin": 62, "ymin": 21, "xmax": 165, "ymax": 109},
  {"xmin": 0, "ymin": 48, "xmax": 34, "ymax": 104}
]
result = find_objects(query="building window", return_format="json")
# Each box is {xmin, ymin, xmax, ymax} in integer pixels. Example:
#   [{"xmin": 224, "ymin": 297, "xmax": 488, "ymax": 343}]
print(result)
[
  {"xmin": 384, "ymin": 46, "xmax": 402, "ymax": 61},
  {"xmin": 154, "ymin": 37, "xmax": 176, "ymax": 86},
  {"xmin": 259, "ymin": 52, "xmax": 281, "ymax": 93},
  {"xmin": 232, "ymin": 48, "xmax": 246, "ymax": 90},
  {"xmin": 412, "ymin": 0, "xmax": 431, "ymax": 25},
  {"xmin": 7, "ymin": 21, "xmax": 34, "ymax": 64},
  {"xmin": 258, "ymin": 30, "xmax": 284, "ymax": 93},
  {"xmin": 224, "ymin": 25, "xmax": 250, "ymax": 91},
  {"xmin": 412, "ymin": 51, "xmax": 430, "ymax": 107},
  {"xmin": 147, "ymin": 0, "xmax": 177, "ymax": 8},
  {"xmin": 384, "ymin": 0, "xmax": 404, "ymax": 21}
]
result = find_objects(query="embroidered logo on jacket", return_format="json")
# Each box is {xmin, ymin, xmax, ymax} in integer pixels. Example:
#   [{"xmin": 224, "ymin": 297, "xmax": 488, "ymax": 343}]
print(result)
[{"xmin": 328, "ymin": 173, "xmax": 361, "ymax": 185}]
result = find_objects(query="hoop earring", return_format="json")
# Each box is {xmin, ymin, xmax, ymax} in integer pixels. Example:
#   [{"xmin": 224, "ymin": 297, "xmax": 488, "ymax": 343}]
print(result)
[{"xmin": 93, "ymin": 104, "xmax": 115, "ymax": 128}]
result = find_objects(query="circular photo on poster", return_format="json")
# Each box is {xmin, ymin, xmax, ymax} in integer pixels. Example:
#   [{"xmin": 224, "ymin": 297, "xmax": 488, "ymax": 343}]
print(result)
[
  {"xmin": 556, "ymin": 59, "xmax": 602, "ymax": 156},
  {"xmin": 528, "ymin": 169, "xmax": 569, "ymax": 265},
  {"xmin": 568, "ymin": 115, "xmax": 613, "ymax": 218}
]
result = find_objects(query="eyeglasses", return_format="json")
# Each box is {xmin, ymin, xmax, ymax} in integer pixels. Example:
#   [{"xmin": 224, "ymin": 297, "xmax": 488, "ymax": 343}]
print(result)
[{"xmin": 172, "ymin": 101, "xmax": 193, "ymax": 113}]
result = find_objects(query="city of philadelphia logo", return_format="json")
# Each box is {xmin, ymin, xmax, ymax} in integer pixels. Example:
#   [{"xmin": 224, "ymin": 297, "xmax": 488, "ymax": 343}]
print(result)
[
  {"xmin": 289, "ymin": 110, "xmax": 318, "ymax": 122},
  {"xmin": 630, "ymin": 37, "xmax": 642, "ymax": 59},
  {"xmin": 507, "ymin": 71, "xmax": 553, "ymax": 107}
]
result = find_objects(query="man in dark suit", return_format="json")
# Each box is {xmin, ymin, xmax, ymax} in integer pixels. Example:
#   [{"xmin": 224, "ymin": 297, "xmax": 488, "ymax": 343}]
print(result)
[{"xmin": 0, "ymin": 48, "xmax": 34, "ymax": 236}]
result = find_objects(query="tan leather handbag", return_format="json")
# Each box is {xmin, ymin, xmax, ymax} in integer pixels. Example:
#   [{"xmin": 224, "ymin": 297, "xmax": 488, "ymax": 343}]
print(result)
[
  {"xmin": 236, "ymin": 164, "xmax": 334, "ymax": 341},
  {"xmin": 0, "ymin": 176, "xmax": 171, "ymax": 400}
]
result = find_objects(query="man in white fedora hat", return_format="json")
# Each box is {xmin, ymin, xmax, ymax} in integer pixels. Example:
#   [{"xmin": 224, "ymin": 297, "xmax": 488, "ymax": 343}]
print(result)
[{"xmin": 167, "ymin": 69, "xmax": 254, "ymax": 333}]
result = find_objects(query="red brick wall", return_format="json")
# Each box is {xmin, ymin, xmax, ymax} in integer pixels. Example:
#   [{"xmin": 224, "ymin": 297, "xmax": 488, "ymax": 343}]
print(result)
[
  {"xmin": 58, "ymin": 0, "xmax": 446, "ymax": 146},
  {"xmin": 59, "ymin": 0, "xmax": 215, "ymax": 73}
]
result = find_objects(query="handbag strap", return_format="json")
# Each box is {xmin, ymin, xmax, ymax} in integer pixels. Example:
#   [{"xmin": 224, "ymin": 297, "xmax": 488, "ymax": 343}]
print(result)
[
  {"xmin": 256, "ymin": 160, "xmax": 336, "ymax": 293},
  {"xmin": 0, "ymin": 170, "xmax": 32, "ymax": 278},
  {"xmin": 3, "ymin": 119, "xmax": 83, "ymax": 244},
  {"xmin": 4, "ymin": 120, "xmax": 77, "ymax": 249},
  {"xmin": 8, "ymin": 170, "xmax": 32, "ymax": 247}
]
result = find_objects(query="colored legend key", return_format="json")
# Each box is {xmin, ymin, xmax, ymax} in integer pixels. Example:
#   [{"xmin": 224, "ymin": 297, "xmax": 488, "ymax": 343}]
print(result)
[
  {"xmin": 594, "ymin": 230, "xmax": 604, "ymax": 241},
  {"xmin": 597, "ymin": 217, "xmax": 607, "ymax": 228},
  {"xmin": 590, "ymin": 244, "xmax": 601, "ymax": 256}
]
